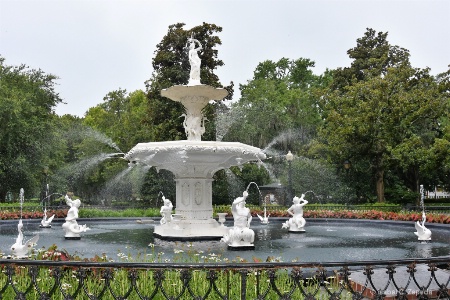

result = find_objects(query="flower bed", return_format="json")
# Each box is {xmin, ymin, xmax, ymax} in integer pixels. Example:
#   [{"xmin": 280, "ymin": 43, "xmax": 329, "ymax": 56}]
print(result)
[
  {"xmin": 1, "ymin": 207, "xmax": 449, "ymax": 224},
  {"xmin": 249, "ymin": 208, "xmax": 450, "ymax": 224},
  {"xmin": 0, "ymin": 209, "xmax": 67, "ymax": 220}
]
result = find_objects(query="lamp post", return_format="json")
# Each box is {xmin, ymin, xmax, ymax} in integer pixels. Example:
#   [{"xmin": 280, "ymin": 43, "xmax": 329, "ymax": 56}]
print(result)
[
  {"xmin": 286, "ymin": 151, "xmax": 294, "ymax": 203},
  {"xmin": 343, "ymin": 160, "xmax": 351, "ymax": 173}
]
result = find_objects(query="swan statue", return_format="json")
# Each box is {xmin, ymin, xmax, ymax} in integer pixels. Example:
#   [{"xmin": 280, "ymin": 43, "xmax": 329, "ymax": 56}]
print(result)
[
  {"xmin": 11, "ymin": 219, "xmax": 39, "ymax": 258},
  {"xmin": 414, "ymin": 212, "xmax": 432, "ymax": 241},
  {"xmin": 257, "ymin": 207, "xmax": 270, "ymax": 224},
  {"xmin": 40, "ymin": 208, "xmax": 55, "ymax": 228}
]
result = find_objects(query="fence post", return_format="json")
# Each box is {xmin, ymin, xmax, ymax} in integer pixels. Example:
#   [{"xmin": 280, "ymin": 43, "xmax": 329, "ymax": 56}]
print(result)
[{"xmin": 239, "ymin": 269, "xmax": 248, "ymax": 300}]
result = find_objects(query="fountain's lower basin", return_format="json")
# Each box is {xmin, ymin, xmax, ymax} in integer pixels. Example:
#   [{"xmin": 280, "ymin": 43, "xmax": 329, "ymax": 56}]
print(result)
[{"xmin": 1, "ymin": 218, "xmax": 449, "ymax": 262}]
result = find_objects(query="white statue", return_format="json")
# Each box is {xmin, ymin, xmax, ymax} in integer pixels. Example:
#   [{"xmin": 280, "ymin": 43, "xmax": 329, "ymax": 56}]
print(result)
[
  {"xmin": 187, "ymin": 37, "xmax": 202, "ymax": 85},
  {"xmin": 181, "ymin": 113, "xmax": 207, "ymax": 141},
  {"xmin": 62, "ymin": 194, "xmax": 90, "ymax": 239},
  {"xmin": 11, "ymin": 219, "xmax": 39, "ymax": 258},
  {"xmin": 282, "ymin": 194, "xmax": 308, "ymax": 232},
  {"xmin": 160, "ymin": 196, "xmax": 173, "ymax": 225},
  {"xmin": 414, "ymin": 211, "xmax": 432, "ymax": 241},
  {"xmin": 40, "ymin": 208, "xmax": 55, "ymax": 228},
  {"xmin": 221, "ymin": 191, "xmax": 255, "ymax": 248},
  {"xmin": 257, "ymin": 207, "xmax": 270, "ymax": 224}
]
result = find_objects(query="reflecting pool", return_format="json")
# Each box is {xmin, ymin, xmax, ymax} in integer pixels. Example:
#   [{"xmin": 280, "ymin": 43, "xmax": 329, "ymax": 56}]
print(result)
[{"xmin": 1, "ymin": 218, "xmax": 449, "ymax": 262}]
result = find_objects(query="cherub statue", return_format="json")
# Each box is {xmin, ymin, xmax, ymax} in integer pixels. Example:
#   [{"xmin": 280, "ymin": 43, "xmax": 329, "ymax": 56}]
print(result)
[
  {"xmin": 221, "ymin": 191, "xmax": 255, "ymax": 248},
  {"xmin": 160, "ymin": 196, "xmax": 173, "ymax": 225},
  {"xmin": 282, "ymin": 194, "xmax": 308, "ymax": 232},
  {"xmin": 62, "ymin": 194, "xmax": 90, "ymax": 239}
]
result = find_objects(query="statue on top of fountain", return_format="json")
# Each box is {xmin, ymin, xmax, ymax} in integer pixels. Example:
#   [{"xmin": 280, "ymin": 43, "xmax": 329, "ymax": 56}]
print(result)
[
  {"xmin": 62, "ymin": 194, "xmax": 90, "ymax": 240},
  {"xmin": 282, "ymin": 194, "xmax": 308, "ymax": 232},
  {"xmin": 187, "ymin": 37, "xmax": 202, "ymax": 86},
  {"xmin": 160, "ymin": 196, "xmax": 173, "ymax": 225},
  {"xmin": 221, "ymin": 191, "xmax": 255, "ymax": 249}
]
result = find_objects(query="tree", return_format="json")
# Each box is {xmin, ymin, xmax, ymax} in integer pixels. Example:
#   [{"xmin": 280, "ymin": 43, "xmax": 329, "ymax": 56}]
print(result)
[
  {"xmin": 145, "ymin": 22, "xmax": 233, "ymax": 142},
  {"xmin": 320, "ymin": 29, "xmax": 449, "ymax": 203},
  {"xmin": 84, "ymin": 89, "xmax": 151, "ymax": 151},
  {"xmin": 226, "ymin": 58, "xmax": 323, "ymax": 151},
  {"xmin": 0, "ymin": 57, "xmax": 62, "ymax": 201}
]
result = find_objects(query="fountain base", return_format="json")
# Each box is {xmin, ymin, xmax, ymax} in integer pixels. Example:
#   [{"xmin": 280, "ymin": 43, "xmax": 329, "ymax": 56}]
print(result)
[
  {"xmin": 153, "ymin": 219, "xmax": 228, "ymax": 241},
  {"xmin": 228, "ymin": 245, "xmax": 255, "ymax": 251},
  {"xmin": 65, "ymin": 236, "xmax": 81, "ymax": 240},
  {"xmin": 39, "ymin": 225, "xmax": 52, "ymax": 228}
]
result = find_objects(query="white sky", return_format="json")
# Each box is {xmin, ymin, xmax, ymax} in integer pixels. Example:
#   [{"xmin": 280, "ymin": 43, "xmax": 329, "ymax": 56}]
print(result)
[{"xmin": 1, "ymin": 0, "xmax": 449, "ymax": 117}]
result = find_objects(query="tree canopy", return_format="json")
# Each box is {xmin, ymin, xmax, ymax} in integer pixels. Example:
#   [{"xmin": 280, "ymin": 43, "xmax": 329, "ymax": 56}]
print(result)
[
  {"xmin": 319, "ymin": 28, "xmax": 450, "ymax": 203},
  {"xmin": 0, "ymin": 57, "xmax": 63, "ymax": 201},
  {"xmin": 226, "ymin": 57, "xmax": 325, "ymax": 151}
]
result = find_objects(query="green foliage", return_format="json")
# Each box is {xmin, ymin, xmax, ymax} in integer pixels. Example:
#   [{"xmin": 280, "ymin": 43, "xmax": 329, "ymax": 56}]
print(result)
[
  {"xmin": 84, "ymin": 89, "xmax": 152, "ymax": 151},
  {"xmin": 0, "ymin": 57, "xmax": 63, "ymax": 201},
  {"xmin": 139, "ymin": 168, "xmax": 175, "ymax": 204},
  {"xmin": 226, "ymin": 58, "xmax": 323, "ymax": 151},
  {"xmin": 228, "ymin": 164, "xmax": 271, "ymax": 205},
  {"xmin": 319, "ymin": 28, "xmax": 450, "ymax": 202},
  {"xmin": 288, "ymin": 158, "xmax": 355, "ymax": 203}
]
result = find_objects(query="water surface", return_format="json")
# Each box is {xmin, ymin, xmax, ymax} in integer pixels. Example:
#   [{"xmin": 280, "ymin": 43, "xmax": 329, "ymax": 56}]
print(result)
[{"xmin": 1, "ymin": 219, "xmax": 448, "ymax": 263}]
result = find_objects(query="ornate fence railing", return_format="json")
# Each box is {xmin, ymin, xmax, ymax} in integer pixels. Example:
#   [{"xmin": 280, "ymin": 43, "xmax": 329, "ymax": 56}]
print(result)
[{"xmin": 1, "ymin": 257, "xmax": 449, "ymax": 299}]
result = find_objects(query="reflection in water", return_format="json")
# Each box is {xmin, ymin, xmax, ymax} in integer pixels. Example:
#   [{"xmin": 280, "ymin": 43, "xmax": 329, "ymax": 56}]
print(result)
[
  {"xmin": 0, "ymin": 219, "xmax": 449, "ymax": 262},
  {"xmin": 415, "ymin": 242, "xmax": 433, "ymax": 258}
]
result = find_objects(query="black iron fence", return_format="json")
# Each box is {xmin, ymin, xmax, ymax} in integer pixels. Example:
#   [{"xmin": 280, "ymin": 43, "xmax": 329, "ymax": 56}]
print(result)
[{"xmin": 1, "ymin": 257, "xmax": 449, "ymax": 299}]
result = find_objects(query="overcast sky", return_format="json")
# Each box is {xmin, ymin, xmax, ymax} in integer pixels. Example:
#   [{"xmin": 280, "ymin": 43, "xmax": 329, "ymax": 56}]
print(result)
[{"xmin": 1, "ymin": 0, "xmax": 449, "ymax": 117}]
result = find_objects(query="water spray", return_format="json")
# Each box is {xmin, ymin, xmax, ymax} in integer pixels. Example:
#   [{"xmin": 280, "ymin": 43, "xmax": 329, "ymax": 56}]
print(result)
[{"xmin": 19, "ymin": 188, "xmax": 24, "ymax": 219}]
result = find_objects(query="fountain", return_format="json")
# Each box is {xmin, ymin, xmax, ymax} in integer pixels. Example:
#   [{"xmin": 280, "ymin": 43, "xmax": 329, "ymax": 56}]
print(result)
[
  {"xmin": 10, "ymin": 189, "xmax": 39, "ymax": 258},
  {"xmin": 40, "ymin": 184, "xmax": 55, "ymax": 228},
  {"xmin": 282, "ymin": 193, "xmax": 308, "ymax": 232},
  {"xmin": 62, "ymin": 194, "xmax": 90, "ymax": 240},
  {"xmin": 414, "ymin": 185, "xmax": 432, "ymax": 241},
  {"xmin": 124, "ymin": 37, "xmax": 266, "ymax": 240}
]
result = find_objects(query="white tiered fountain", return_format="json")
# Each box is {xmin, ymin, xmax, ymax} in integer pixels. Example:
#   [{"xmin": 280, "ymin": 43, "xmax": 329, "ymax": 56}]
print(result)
[{"xmin": 124, "ymin": 37, "xmax": 266, "ymax": 240}]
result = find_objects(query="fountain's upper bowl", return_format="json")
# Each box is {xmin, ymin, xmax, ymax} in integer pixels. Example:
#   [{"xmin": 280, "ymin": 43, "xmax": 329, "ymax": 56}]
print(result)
[
  {"xmin": 124, "ymin": 140, "xmax": 266, "ymax": 177},
  {"xmin": 161, "ymin": 85, "xmax": 228, "ymax": 113}
]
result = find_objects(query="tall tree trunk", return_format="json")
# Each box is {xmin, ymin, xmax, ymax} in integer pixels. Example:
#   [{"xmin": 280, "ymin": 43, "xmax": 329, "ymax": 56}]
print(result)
[{"xmin": 376, "ymin": 168, "xmax": 385, "ymax": 202}]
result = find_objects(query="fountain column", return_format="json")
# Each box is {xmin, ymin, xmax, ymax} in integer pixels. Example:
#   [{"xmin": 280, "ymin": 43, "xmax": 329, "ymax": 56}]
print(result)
[{"xmin": 175, "ymin": 178, "xmax": 213, "ymax": 220}]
